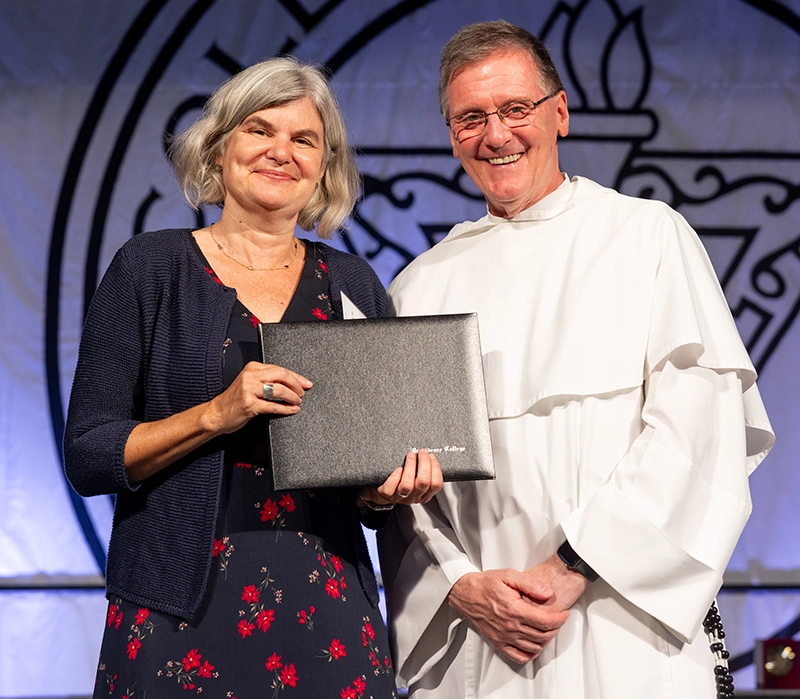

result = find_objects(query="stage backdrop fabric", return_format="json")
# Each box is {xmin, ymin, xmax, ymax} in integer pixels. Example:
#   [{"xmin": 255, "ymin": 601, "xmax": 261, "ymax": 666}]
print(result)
[{"xmin": 1, "ymin": 0, "xmax": 799, "ymax": 695}]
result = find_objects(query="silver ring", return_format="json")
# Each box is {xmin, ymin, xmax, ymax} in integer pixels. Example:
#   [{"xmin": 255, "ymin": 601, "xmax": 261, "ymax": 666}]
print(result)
[
  {"xmin": 262, "ymin": 383, "xmax": 275, "ymax": 401},
  {"xmin": 397, "ymin": 492, "xmax": 409, "ymax": 499}
]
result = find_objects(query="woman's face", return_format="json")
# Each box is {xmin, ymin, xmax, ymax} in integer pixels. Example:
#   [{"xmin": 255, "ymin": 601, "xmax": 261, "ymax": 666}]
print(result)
[{"xmin": 218, "ymin": 97, "xmax": 326, "ymax": 222}]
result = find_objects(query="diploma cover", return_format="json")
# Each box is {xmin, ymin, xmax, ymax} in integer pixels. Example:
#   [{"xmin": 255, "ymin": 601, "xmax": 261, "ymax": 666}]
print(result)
[{"xmin": 259, "ymin": 314, "xmax": 495, "ymax": 490}]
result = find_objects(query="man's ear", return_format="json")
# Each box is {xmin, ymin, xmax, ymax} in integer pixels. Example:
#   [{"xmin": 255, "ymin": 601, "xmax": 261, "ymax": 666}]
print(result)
[{"xmin": 556, "ymin": 91, "xmax": 570, "ymax": 138}]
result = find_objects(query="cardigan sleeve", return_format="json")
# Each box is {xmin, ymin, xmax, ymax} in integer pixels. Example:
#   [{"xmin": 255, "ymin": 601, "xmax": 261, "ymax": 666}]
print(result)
[{"xmin": 64, "ymin": 245, "xmax": 144, "ymax": 497}]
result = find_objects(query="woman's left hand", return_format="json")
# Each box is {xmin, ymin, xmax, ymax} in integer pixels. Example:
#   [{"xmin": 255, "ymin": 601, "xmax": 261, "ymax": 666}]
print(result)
[{"xmin": 360, "ymin": 449, "xmax": 444, "ymax": 508}]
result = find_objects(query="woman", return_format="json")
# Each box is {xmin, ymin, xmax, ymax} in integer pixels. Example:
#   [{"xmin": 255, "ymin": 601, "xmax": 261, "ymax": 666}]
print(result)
[{"xmin": 64, "ymin": 56, "xmax": 441, "ymax": 698}]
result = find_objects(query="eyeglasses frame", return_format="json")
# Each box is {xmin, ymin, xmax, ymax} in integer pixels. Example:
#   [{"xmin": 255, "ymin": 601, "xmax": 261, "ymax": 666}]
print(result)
[{"xmin": 446, "ymin": 91, "xmax": 561, "ymax": 142}]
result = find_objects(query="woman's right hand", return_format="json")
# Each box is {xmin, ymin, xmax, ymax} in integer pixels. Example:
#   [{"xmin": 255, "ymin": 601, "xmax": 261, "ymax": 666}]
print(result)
[
  {"xmin": 204, "ymin": 361, "xmax": 313, "ymax": 435},
  {"xmin": 123, "ymin": 362, "xmax": 311, "ymax": 483}
]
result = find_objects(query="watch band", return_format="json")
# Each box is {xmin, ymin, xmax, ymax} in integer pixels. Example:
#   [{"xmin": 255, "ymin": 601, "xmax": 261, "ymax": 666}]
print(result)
[
  {"xmin": 557, "ymin": 540, "xmax": 599, "ymax": 582},
  {"xmin": 357, "ymin": 491, "xmax": 395, "ymax": 512}
]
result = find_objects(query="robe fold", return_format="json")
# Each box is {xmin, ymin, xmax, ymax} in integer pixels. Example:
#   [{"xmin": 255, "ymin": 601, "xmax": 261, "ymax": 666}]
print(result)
[{"xmin": 379, "ymin": 175, "xmax": 773, "ymax": 698}]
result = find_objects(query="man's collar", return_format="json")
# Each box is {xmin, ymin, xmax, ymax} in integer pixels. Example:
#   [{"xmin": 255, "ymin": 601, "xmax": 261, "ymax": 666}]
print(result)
[{"xmin": 486, "ymin": 173, "xmax": 573, "ymax": 223}]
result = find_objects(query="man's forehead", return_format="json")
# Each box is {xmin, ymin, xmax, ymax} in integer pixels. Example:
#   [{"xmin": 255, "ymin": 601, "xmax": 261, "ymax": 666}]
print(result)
[
  {"xmin": 451, "ymin": 50, "xmax": 541, "ymax": 85},
  {"xmin": 448, "ymin": 49, "xmax": 543, "ymax": 104}
]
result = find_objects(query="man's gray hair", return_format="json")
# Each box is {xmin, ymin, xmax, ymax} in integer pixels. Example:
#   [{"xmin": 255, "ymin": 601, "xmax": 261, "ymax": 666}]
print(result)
[{"xmin": 439, "ymin": 20, "xmax": 564, "ymax": 119}]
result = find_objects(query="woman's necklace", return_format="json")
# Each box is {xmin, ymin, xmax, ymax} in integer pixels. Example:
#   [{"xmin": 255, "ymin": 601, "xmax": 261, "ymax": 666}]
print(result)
[{"xmin": 209, "ymin": 222, "xmax": 298, "ymax": 271}]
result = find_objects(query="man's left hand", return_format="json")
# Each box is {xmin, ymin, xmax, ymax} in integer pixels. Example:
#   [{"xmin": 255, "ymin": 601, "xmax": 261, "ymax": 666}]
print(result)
[{"xmin": 523, "ymin": 554, "xmax": 591, "ymax": 612}]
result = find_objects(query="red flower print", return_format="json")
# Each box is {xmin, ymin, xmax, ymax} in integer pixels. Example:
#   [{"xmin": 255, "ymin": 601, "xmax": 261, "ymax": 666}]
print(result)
[
  {"xmin": 329, "ymin": 639, "xmax": 347, "ymax": 660},
  {"xmin": 260, "ymin": 499, "xmax": 279, "ymax": 522},
  {"xmin": 107, "ymin": 604, "xmax": 118, "ymax": 628},
  {"xmin": 249, "ymin": 314, "xmax": 260, "ymax": 328},
  {"xmin": 278, "ymin": 493, "xmax": 296, "ymax": 512},
  {"xmin": 279, "ymin": 663, "xmax": 299, "ymax": 687},
  {"xmin": 212, "ymin": 539, "xmax": 226, "ymax": 557},
  {"xmin": 114, "ymin": 610, "xmax": 124, "ymax": 630},
  {"xmin": 182, "ymin": 648, "xmax": 202, "ymax": 671},
  {"xmin": 319, "ymin": 260, "xmax": 328, "ymax": 273},
  {"xmin": 256, "ymin": 609, "xmax": 275, "ymax": 632},
  {"xmin": 312, "ymin": 307, "xmax": 328, "ymax": 321},
  {"xmin": 242, "ymin": 585, "xmax": 260, "ymax": 604},
  {"xmin": 234, "ymin": 462, "xmax": 253, "ymax": 469},
  {"xmin": 297, "ymin": 606, "xmax": 315, "ymax": 630},
  {"xmin": 340, "ymin": 575, "xmax": 347, "ymax": 590},
  {"xmin": 266, "ymin": 652, "xmax": 282, "ymax": 671},
  {"xmin": 134, "ymin": 608, "xmax": 150, "ymax": 625},
  {"xmin": 197, "ymin": 660, "xmax": 215, "ymax": 678},
  {"xmin": 325, "ymin": 578, "xmax": 341, "ymax": 599},
  {"xmin": 237, "ymin": 620, "xmax": 255, "ymax": 638},
  {"xmin": 341, "ymin": 687, "xmax": 356, "ymax": 699},
  {"xmin": 204, "ymin": 266, "xmax": 224, "ymax": 285},
  {"xmin": 126, "ymin": 638, "xmax": 142, "ymax": 660},
  {"xmin": 360, "ymin": 615, "xmax": 393, "ymax": 677},
  {"xmin": 331, "ymin": 555, "xmax": 343, "ymax": 573},
  {"xmin": 353, "ymin": 676, "xmax": 366, "ymax": 694}
]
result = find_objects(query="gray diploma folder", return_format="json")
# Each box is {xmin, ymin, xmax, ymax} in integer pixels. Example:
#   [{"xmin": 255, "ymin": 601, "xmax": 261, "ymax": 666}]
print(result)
[{"xmin": 259, "ymin": 313, "xmax": 495, "ymax": 490}]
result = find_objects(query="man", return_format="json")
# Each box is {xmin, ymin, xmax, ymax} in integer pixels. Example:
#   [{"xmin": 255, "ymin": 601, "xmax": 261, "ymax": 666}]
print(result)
[{"xmin": 378, "ymin": 20, "xmax": 774, "ymax": 699}]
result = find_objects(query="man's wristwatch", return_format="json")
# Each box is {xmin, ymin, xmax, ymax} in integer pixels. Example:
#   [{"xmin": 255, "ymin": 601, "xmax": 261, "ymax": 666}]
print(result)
[
  {"xmin": 557, "ymin": 540, "xmax": 599, "ymax": 582},
  {"xmin": 357, "ymin": 491, "xmax": 395, "ymax": 511}
]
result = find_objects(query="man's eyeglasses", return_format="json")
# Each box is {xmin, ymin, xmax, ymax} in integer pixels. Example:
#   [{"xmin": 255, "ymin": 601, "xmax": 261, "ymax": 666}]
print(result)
[{"xmin": 447, "ymin": 92, "xmax": 560, "ymax": 142}]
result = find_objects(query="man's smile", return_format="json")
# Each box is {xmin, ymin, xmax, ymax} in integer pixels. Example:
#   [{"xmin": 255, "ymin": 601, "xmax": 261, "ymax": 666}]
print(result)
[{"xmin": 486, "ymin": 153, "xmax": 523, "ymax": 165}]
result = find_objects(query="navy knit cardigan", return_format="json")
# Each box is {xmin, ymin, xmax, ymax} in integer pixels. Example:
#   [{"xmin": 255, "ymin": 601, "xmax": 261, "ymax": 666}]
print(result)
[{"xmin": 64, "ymin": 229, "xmax": 389, "ymax": 620}]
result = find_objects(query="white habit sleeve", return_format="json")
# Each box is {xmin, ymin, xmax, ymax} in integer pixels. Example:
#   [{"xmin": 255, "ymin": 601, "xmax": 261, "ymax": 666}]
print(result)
[{"xmin": 377, "ymin": 496, "xmax": 479, "ymax": 686}]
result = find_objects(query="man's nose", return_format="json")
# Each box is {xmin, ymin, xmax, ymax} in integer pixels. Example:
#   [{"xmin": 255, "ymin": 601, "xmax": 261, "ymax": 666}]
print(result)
[{"xmin": 481, "ymin": 112, "xmax": 513, "ymax": 147}]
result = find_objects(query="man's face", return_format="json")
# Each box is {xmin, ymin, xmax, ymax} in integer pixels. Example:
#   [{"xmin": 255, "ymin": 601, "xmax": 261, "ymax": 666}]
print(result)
[{"xmin": 447, "ymin": 49, "xmax": 569, "ymax": 218}]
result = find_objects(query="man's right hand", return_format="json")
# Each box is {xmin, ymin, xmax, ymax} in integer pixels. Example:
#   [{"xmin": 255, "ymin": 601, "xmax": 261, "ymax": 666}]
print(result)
[{"xmin": 446, "ymin": 569, "xmax": 570, "ymax": 664}]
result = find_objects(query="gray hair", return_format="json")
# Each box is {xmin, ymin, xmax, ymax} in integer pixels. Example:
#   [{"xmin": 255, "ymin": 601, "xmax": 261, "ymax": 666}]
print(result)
[
  {"xmin": 439, "ymin": 20, "xmax": 564, "ymax": 119},
  {"xmin": 170, "ymin": 56, "xmax": 360, "ymax": 238}
]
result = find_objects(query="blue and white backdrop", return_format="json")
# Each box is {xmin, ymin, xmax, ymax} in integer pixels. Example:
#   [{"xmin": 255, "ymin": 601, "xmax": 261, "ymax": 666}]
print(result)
[{"xmin": 1, "ymin": 0, "xmax": 799, "ymax": 695}]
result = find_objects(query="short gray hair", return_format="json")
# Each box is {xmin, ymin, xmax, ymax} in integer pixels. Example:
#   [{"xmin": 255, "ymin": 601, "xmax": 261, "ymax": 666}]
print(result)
[
  {"xmin": 439, "ymin": 20, "xmax": 564, "ymax": 119},
  {"xmin": 170, "ymin": 56, "xmax": 360, "ymax": 238}
]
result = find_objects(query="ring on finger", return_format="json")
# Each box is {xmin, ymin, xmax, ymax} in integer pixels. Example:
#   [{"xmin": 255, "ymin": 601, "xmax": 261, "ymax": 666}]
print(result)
[
  {"xmin": 262, "ymin": 383, "xmax": 275, "ymax": 401},
  {"xmin": 397, "ymin": 492, "xmax": 409, "ymax": 499}
]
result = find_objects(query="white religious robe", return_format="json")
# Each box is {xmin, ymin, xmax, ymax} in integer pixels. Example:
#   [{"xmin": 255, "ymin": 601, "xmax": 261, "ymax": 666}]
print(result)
[{"xmin": 379, "ymin": 175, "xmax": 774, "ymax": 698}]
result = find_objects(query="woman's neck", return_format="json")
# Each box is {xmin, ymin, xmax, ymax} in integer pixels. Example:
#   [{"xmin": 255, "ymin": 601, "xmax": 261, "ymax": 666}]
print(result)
[{"xmin": 212, "ymin": 210, "xmax": 298, "ymax": 268}]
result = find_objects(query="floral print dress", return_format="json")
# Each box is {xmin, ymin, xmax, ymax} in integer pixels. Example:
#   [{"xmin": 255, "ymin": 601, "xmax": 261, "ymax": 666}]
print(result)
[{"xmin": 93, "ymin": 240, "xmax": 396, "ymax": 699}]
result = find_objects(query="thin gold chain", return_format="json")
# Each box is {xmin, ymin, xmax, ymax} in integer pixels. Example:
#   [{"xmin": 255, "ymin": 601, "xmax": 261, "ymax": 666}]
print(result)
[{"xmin": 209, "ymin": 222, "xmax": 298, "ymax": 271}]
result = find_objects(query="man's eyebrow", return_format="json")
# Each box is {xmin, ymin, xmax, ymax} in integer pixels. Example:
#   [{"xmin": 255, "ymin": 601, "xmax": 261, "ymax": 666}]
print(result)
[{"xmin": 452, "ymin": 97, "xmax": 530, "ymax": 115}]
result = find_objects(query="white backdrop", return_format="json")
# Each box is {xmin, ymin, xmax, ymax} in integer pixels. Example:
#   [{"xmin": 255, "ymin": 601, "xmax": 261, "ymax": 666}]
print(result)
[{"xmin": 1, "ymin": 0, "xmax": 799, "ymax": 695}]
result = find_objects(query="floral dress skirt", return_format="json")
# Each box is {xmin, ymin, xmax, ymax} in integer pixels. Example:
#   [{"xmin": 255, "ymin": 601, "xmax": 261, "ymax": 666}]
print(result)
[{"xmin": 92, "ymin": 242, "xmax": 396, "ymax": 699}]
